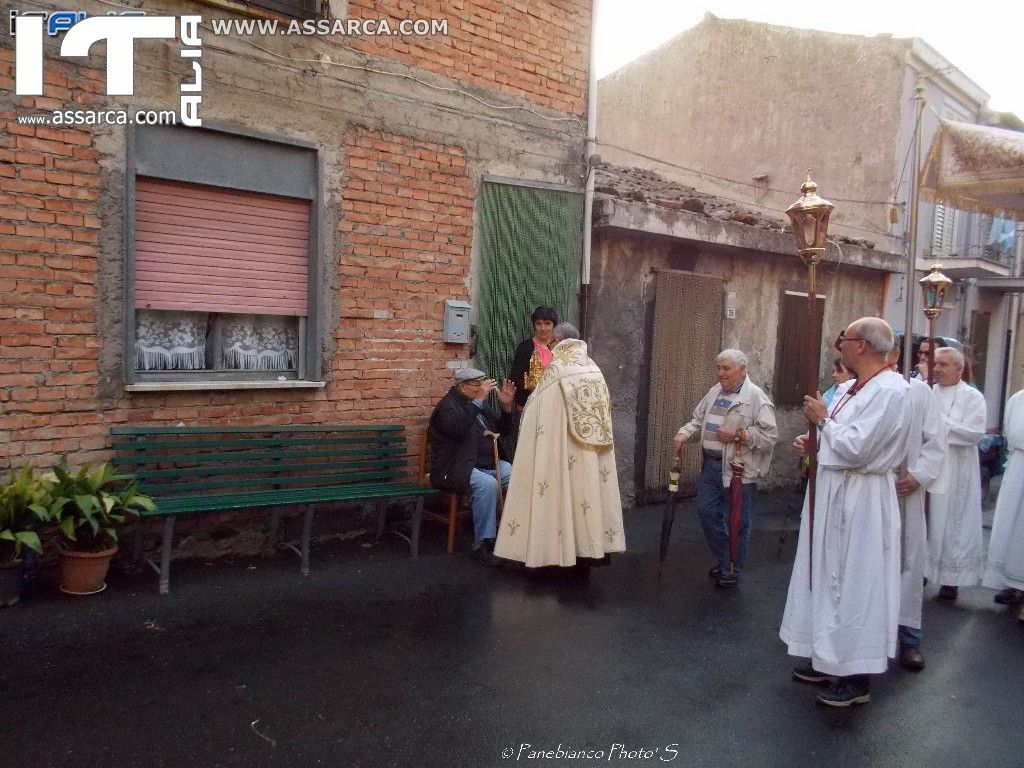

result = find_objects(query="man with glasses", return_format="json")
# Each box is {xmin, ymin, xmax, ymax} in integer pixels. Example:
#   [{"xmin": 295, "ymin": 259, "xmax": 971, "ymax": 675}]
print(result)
[
  {"xmin": 782, "ymin": 317, "xmax": 908, "ymax": 707},
  {"xmin": 429, "ymin": 369, "xmax": 516, "ymax": 566}
]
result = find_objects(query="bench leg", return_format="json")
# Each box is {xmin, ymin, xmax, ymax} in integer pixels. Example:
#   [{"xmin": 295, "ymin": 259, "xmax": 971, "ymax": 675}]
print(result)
[
  {"xmin": 132, "ymin": 518, "xmax": 144, "ymax": 564},
  {"xmin": 375, "ymin": 500, "xmax": 387, "ymax": 540},
  {"xmin": 266, "ymin": 508, "xmax": 282, "ymax": 551},
  {"xmin": 300, "ymin": 504, "xmax": 314, "ymax": 577},
  {"xmin": 410, "ymin": 497, "xmax": 423, "ymax": 559},
  {"xmin": 158, "ymin": 517, "xmax": 174, "ymax": 595}
]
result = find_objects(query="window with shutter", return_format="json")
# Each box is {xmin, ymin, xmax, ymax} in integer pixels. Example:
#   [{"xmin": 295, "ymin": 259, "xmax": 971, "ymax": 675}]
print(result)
[{"xmin": 126, "ymin": 125, "xmax": 319, "ymax": 384}]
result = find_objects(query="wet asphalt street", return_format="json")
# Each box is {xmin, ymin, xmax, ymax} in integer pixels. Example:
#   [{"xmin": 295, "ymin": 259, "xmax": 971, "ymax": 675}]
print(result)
[{"xmin": 3, "ymin": 491, "xmax": 1023, "ymax": 768}]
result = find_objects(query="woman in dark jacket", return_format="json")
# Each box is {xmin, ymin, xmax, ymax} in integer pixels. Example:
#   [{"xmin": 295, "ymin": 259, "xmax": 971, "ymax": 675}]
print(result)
[{"xmin": 508, "ymin": 306, "xmax": 558, "ymax": 411}]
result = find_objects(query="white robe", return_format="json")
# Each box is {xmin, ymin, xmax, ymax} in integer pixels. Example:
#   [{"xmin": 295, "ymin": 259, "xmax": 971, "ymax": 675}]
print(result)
[
  {"xmin": 926, "ymin": 381, "xmax": 987, "ymax": 586},
  {"xmin": 982, "ymin": 389, "xmax": 1024, "ymax": 591},
  {"xmin": 898, "ymin": 378, "xmax": 944, "ymax": 630},
  {"xmin": 780, "ymin": 370, "xmax": 908, "ymax": 676},
  {"xmin": 494, "ymin": 339, "xmax": 625, "ymax": 567}
]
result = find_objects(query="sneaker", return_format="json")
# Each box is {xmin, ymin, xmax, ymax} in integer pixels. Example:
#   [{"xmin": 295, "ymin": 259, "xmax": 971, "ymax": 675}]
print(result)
[
  {"xmin": 994, "ymin": 588, "xmax": 1024, "ymax": 606},
  {"xmin": 899, "ymin": 644, "xmax": 925, "ymax": 672},
  {"xmin": 792, "ymin": 663, "xmax": 833, "ymax": 684},
  {"xmin": 938, "ymin": 585, "xmax": 958, "ymax": 601},
  {"xmin": 816, "ymin": 679, "xmax": 870, "ymax": 707}
]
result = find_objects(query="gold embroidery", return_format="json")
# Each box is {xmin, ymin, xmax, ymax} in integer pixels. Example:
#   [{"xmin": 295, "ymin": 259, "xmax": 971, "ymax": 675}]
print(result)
[
  {"xmin": 507, "ymin": 520, "xmax": 520, "ymax": 537},
  {"xmin": 537, "ymin": 480, "xmax": 549, "ymax": 498},
  {"xmin": 600, "ymin": 467, "xmax": 610, "ymax": 483},
  {"xmin": 568, "ymin": 455, "xmax": 577, "ymax": 470},
  {"xmin": 562, "ymin": 375, "xmax": 613, "ymax": 446},
  {"xmin": 523, "ymin": 350, "xmax": 544, "ymax": 392},
  {"xmin": 581, "ymin": 500, "xmax": 591, "ymax": 516},
  {"xmin": 604, "ymin": 526, "xmax": 618, "ymax": 544}
]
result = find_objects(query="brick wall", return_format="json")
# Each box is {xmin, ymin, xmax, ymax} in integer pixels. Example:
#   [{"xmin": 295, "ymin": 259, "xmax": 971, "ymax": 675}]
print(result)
[
  {"xmin": 0, "ymin": 51, "xmax": 108, "ymax": 471},
  {"xmin": 0, "ymin": 44, "xmax": 475, "ymax": 472},
  {"xmin": 347, "ymin": 0, "xmax": 591, "ymax": 116}
]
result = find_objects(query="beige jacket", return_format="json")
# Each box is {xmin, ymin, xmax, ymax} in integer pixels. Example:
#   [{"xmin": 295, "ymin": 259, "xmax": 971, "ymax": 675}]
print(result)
[{"xmin": 676, "ymin": 377, "xmax": 779, "ymax": 486}]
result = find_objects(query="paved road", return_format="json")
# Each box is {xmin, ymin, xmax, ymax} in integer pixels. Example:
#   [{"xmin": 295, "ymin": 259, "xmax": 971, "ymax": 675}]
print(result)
[{"xmin": 4, "ymin": 493, "xmax": 1023, "ymax": 768}]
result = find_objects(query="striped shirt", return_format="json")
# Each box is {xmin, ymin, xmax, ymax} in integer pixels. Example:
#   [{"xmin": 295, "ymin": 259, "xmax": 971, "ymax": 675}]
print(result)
[{"xmin": 701, "ymin": 379, "xmax": 744, "ymax": 455}]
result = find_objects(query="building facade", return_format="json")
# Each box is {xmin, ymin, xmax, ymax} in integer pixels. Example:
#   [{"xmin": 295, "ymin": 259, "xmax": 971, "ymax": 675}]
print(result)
[{"xmin": 0, "ymin": 0, "xmax": 593, "ymax": 478}]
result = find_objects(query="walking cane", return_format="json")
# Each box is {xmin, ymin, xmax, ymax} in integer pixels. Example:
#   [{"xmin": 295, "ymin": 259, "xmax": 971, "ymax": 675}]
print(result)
[
  {"xmin": 727, "ymin": 434, "xmax": 745, "ymax": 576},
  {"xmin": 486, "ymin": 431, "xmax": 504, "ymax": 516}
]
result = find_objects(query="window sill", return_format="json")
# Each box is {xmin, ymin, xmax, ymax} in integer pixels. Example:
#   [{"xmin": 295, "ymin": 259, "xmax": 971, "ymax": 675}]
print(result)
[{"xmin": 125, "ymin": 380, "xmax": 326, "ymax": 393}]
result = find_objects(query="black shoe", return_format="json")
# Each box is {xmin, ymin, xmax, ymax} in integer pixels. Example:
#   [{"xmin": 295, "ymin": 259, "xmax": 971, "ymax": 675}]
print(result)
[
  {"xmin": 938, "ymin": 585, "xmax": 958, "ymax": 601},
  {"xmin": 994, "ymin": 588, "xmax": 1024, "ymax": 606},
  {"xmin": 816, "ymin": 678, "xmax": 870, "ymax": 707},
  {"xmin": 792, "ymin": 663, "xmax": 834, "ymax": 684},
  {"xmin": 708, "ymin": 566, "xmax": 723, "ymax": 580},
  {"xmin": 899, "ymin": 644, "xmax": 925, "ymax": 672},
  {"xmin": 714, "ymin": 573, "xmax": 738, "ymax": 589},
  {"xmin": 471, "ymin": 547, "xmax": 500, "ymax": 568}
]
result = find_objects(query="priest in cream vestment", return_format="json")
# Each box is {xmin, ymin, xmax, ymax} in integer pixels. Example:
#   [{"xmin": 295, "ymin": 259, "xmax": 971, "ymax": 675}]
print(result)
[
  {"xmin": 982, "ymin": 388, "xmax": 1024, "ymax": 612},
  {"xmin": 494, "ymin": 324, "xmax": 625, "ymax": 567}
]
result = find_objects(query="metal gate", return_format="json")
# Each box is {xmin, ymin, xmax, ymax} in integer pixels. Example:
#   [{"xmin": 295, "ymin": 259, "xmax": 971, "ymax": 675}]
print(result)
[{"xmin": 641, "ymin": 270, "xmax": 724, "ymax": 502}]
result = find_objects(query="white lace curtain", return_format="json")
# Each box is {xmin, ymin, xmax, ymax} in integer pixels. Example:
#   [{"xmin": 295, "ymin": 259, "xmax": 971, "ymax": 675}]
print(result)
[{"xmin": 135, "ymin": 310, "xmax": 298, "ymax": 372}]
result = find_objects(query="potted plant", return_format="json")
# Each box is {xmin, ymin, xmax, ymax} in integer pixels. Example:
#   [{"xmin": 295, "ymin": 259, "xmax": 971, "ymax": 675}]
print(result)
[
  {"xmin": 47, "ymin": 463, "xmax": 156, "ymax": 595},
  {"xmin": 0, "ymin": 467, "xmax": 52, "ymax": 606}
]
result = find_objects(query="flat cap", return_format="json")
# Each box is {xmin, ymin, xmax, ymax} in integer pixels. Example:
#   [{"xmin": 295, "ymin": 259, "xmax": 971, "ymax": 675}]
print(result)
[{"xmin": 454, "ymin": 367, "xmax": 487, "ymax": 382}]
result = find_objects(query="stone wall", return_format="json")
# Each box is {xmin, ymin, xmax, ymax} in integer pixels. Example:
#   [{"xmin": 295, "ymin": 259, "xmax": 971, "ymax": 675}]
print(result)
[{"xmin": 587, "ymin": 228, "xmax": 887, "ymax": 505}]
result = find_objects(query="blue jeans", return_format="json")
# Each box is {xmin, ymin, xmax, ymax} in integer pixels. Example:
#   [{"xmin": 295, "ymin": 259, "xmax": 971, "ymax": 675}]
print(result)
[
  {"xmin": 696, "ymin": 453, "xmax": 756, "ymax": 573},
  {"xmin": 898, "ymin": 624, "xmax": 922, "ymax": 648},
  {"xmin": 468, "ymin": 461, "xmax": 512, "ymax": 547}
]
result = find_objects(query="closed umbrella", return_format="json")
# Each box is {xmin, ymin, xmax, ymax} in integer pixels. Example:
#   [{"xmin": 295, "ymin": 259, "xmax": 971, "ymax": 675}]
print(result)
[
  {"xmin": 658, "ymin": 454, "xmax": 683, "ymax": 570},
  {"xmin": 728, "ymin": 456, "xmax": 744, "ymax": 575}
]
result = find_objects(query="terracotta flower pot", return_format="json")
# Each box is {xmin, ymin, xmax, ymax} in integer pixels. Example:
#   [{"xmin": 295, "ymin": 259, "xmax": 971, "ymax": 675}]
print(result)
[
  {"xmin": 0, "ymin": 559, "xmax": 24, "ymax": 607},
  {"xmin": 59, "ymin": 546, "xmax": 117, "ymax": 595}
]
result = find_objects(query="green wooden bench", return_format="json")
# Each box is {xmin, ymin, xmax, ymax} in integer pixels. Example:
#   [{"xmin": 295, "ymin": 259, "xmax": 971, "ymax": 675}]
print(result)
[{"xmin": 111, "ymin": 424, "xmax": 438, "ymax": 594}]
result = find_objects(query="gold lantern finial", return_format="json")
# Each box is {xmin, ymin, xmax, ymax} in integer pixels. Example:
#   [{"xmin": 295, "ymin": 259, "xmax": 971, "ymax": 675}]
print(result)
[{"xmin": 786, "ymin": 173, "xmax": 834, "ymax": 267}]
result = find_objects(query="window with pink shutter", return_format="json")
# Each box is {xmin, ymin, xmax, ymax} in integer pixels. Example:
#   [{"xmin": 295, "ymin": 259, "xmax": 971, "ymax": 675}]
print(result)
[{"xmin": 134, "ymin": 177, "xmax": 309, "ymax": 317}]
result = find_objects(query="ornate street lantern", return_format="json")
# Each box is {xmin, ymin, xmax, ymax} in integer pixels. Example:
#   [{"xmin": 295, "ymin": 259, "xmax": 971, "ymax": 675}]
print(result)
[
  {"xmin": 919, "ymin": 264, "xmax": 953, "ymax": 320},
  {"xmin": 785, "ymin": 174, "xmax": 834, "ymax": 591}
]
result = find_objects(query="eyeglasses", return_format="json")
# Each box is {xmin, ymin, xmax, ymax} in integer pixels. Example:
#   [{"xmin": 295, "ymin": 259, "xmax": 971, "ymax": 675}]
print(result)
[{"xmin": 834, "ymin": 332, "xmax": 865, "ymax": 351}]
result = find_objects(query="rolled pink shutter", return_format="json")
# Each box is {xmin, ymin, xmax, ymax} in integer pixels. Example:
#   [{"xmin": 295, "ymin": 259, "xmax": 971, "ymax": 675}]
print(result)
[{"xmin": 134, "ymin": 177, "xmax": 309, "ymax": 316}]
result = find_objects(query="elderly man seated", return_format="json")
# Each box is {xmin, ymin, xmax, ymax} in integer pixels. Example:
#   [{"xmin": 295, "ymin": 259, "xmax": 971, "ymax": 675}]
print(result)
[
  {"xmin": 673, "ymin": 349, "xmax": 778, "ymax": 588},
  {"xmin": 428, "ymin": 368, "xmax": 515, "ymax": 566}
]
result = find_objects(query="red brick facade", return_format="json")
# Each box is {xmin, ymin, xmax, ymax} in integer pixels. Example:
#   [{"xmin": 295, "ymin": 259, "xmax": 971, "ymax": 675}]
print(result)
[
  {"xmin": 0, "ymin": 4, "xmax": 589, "ymax": 476},
  {"xmin": 347, "ymin": 0, "xmax": 591, "ymax": 116}
]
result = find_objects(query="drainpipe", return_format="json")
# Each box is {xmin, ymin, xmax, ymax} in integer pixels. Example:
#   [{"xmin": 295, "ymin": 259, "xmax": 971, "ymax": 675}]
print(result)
[{"xmin": 579, "ymin": 0, "xmax": 599, "ymax": 339}]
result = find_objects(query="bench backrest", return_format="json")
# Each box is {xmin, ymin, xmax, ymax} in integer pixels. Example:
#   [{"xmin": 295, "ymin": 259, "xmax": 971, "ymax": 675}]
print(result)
[{"xmin": 111, "ymin": 425, "xmax": 412, "ymax": 499}]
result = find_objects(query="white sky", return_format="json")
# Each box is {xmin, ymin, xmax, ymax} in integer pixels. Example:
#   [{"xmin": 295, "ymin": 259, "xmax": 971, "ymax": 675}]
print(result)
[{"xmin": 596, "ymin": 0, "xmax": 1023, "ymax": 118}]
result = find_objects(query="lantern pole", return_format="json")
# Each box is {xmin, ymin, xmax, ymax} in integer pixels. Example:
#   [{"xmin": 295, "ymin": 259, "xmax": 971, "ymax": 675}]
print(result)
[
  {"xmin": 919, "ymin": 263, "xmax": 952, "ymax": 533},
  {"xmin": 902, "ymin": 77, "xmax": 927, "ymax": 381},
  {"xmin": 786, "ymin": 174, "xmax": 834, "ymax": 592}
]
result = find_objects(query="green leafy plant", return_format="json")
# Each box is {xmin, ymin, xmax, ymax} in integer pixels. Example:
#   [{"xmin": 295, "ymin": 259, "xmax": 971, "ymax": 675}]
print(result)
[
  {"xmin": 46, "ymin": 463, "xmax": 156, "ymax": 552},
  {"xmin": 0, "ymin": 467, "xmax": 52, "ymax": 564}
]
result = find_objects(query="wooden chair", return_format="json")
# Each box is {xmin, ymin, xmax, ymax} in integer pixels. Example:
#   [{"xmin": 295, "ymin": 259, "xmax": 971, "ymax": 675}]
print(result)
[
  {"xmin": 418, "ymin": 426, "xmax": 466, "ymax": 554},
  {"xmin": 417, "ymin": 426, "xmax": 505, "ymax": 554}
]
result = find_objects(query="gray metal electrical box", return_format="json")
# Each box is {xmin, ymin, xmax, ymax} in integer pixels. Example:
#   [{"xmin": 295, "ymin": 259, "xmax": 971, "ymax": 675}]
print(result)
[{"xmin": 443, "ymin": 300, "xmax": 471, "ymax": 343}]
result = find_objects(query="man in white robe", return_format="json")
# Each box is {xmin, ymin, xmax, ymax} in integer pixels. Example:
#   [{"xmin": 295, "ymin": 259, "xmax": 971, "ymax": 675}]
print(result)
[
  {"xmin": 781, "ymin": 317, "xmax": 907, "ymax": 707},
  {"xmin": 982, "ymin": 388, "xmax": 1024, "ymax": 618},
  {"xmin": 891, "ymin": 340, "xmax": 944, "ymax": 671},
  {"xmin": 926, "ymin": 347, "xmax": 987, "ymax": 599},
  {"xmin": 494, "ymin": 323, "xmax": 625, "ymax": 568}
]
